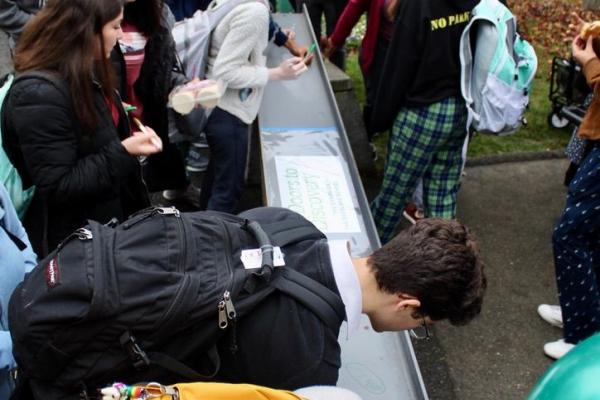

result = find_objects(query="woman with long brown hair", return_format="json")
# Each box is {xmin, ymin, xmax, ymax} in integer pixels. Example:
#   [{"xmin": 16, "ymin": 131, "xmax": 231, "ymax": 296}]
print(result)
[{"xmin": 1, "ymin": 0, "xmax": 162, "ymax": 256}]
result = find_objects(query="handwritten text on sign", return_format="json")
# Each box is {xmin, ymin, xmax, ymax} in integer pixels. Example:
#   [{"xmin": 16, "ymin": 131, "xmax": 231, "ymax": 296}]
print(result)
[{"xmin": 275, "ymin": 156, "xmax": 360, "ymax": 234}]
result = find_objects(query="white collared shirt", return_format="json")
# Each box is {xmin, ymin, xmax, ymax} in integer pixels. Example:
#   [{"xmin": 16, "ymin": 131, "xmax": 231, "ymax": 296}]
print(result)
[{"xmin": 327, "ymin": 240, "xmax": 363, "ymax": 339}]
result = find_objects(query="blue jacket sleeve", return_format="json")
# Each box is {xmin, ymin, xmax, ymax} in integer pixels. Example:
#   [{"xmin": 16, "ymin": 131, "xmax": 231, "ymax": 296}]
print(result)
[
  {"xmin": 0, "ymin": 184, "xmax": 36, "ymax": 272},
  {"xmin": 0, "ymin": 331, "xmax": 14, "ymax": 371}
]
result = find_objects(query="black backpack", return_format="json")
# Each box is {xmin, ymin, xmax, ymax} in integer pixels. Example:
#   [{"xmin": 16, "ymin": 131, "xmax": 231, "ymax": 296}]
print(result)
[{"xmin": 9, "ymin": 206, "xmax": 345, "ymax": 399}]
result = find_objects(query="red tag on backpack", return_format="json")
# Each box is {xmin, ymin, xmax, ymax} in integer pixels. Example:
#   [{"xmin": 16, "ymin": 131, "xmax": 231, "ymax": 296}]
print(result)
[{"xmin": 45, "ymin": 257, "xmax": 61, "ymax": 289}]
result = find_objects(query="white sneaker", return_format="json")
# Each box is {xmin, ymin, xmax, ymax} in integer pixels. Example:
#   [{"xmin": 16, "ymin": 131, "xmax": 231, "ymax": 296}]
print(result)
[
  {"xmin": 537, "ymin": 304, "xmax": 563, "ymax": 328},
  {"xmin": 543, "ymin": 339, "xmax": 575, "ymax": 359}
]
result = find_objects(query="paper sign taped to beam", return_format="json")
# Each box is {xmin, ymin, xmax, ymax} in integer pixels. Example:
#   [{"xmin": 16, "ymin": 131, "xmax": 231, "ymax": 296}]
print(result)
[{"xmin": 275, "ymin": 156, "xmax": 361, "ymax": 234}]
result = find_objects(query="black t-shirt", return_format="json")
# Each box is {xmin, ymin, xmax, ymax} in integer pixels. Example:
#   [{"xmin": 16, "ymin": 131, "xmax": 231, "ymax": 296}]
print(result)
[{"xmin": 371, "ymin": 0, "xmax": 504, "ymax": 133}]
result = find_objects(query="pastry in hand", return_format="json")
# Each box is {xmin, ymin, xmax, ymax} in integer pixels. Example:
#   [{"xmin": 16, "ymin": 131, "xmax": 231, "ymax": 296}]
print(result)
[{"xmin": 581, "ymin": 21, "xmax": 600, "ymax": 40}]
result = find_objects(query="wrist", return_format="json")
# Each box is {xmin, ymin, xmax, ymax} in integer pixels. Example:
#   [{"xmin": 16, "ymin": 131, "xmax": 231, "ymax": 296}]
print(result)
[
  {"xmin": 121, "ymin": 141, "xmax": 132, "ymax": 156},
  {"xmin": 578, "ymin": 54, "xmax": 596, "ymax": 66},
  {"xmin": 268, "ymin": 67, "xmax": 282, "ymax": 81}
]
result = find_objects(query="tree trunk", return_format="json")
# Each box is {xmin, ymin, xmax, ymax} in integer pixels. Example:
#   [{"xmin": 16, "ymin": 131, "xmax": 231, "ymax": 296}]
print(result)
[{"xmin": 584, "ymin": 0, "xmax": 600, "ymax": 11}]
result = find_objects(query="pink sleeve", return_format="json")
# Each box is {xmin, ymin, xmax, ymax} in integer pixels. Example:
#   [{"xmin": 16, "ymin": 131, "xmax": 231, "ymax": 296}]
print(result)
[{"xmin": 329, "ymin": 0, "xmax": 370, "ymax": 48}]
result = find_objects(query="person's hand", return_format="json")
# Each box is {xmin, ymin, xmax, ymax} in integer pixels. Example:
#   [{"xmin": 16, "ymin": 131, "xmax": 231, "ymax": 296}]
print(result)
[
  {"xmin": 320, "ymin": 36, "xmax": 335, "ymax": 60},
  {"xmin": 566, "ymin": 13, "xmax": 587, "ymax": 41},
  {"xmin": 122, "ymin": 127, "xmax": 163, "ymax": 156},
  {"xmin": 269, "ymin": 57, "xmax": 308, "ymax": 80},
  {"xmin": 572, "ymin": 35, "xmax": 597, "ymax": 66},
  {"xmin": 285, "ymin": 36, "xmax": 319, "ymax": 66},
  {"xmin": 383, "ymin": 0, "xmax": 399, "ymax": 22},
  {"xmin": 303, "ymin": 51, "xmax": 315, "ymax": 66},
  {"xmin": 285, "ymin": 38, "xmax": 307, "ymax": 57},
  {"xmin": 293, "ymin": 44, "xmax": 314, "ymax": 66},
  {"xmin": 282, "ymin": 28, "xmax": 296, "ymax": 41}
]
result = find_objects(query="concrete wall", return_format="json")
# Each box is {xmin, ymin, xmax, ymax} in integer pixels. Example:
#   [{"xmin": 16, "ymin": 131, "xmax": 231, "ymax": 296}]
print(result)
[{"xmin": 324, "ymin": 61, "xmax": 375, "ymax": 179}]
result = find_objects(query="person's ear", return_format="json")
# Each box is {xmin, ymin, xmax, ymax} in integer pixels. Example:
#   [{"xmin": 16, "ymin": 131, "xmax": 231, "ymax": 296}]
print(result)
[{"xmin": 395, "ymin": 294, "xmax": 421, "ymax": 312}]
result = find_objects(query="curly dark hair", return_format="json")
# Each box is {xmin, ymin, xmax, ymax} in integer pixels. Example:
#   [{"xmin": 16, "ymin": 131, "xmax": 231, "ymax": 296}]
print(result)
[{"xmin": 369, "ymin": 218, "xmax": 487, "ymax": 326}]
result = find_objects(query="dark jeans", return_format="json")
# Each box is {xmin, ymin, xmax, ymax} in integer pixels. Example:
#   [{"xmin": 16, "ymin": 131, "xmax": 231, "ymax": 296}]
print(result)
[
  {"xmin": 299, "ymin": 0, "xmax": 347, "ymax": 70},
  {"xmin": 362, "ymin": 37, "xmax": 389, "ymax": 138},
  {"xmin": 199, "ymin": 107, "xmax": 249, "ymax": 212}
]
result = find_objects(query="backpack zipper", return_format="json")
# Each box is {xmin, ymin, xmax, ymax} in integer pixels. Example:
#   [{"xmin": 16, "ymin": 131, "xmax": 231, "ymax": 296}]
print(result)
[
  {"xmin": 122, "ymin": 206, "xmax": 179, "ymax": 229},
  {"xmin": 155, "ymin": 274, "xmax": 193, "ymax": 332},
  {"xmin": 168, "ymin": 209, "xmax": 186, "ymax": 274},
  {"xmin": 218, "ymin": 290, "xmax": 237, "ymax": 329},
  {"xmin": 56, "ymin": 227, "xmax": 93, "ymax": 250},
  {"xmin": 217, "ymin": 220, "xmax": 237, "ymax": 330},
  {"xmin": 218, "ymin": 299, "xmax": 227, "ymax": 329},
  {"xmin": 150, "ymin": 208, "xmax": 189, "ymax": 331},
  {"xmin": 223, "ymin": 291, "xmax": 236, "ymax": 319}
]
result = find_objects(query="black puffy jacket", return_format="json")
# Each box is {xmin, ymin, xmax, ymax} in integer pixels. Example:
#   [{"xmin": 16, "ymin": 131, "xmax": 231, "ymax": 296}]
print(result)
[{"xmin": 1, "ymin": 74, "xmax": 150, "ymax": 256}]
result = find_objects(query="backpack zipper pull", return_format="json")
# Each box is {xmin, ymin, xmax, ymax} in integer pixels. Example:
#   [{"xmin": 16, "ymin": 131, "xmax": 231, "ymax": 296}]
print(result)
[
  {"xmin": 218, "ymin": 301, "xmax": 228, "ymax": 329},
  {"xmin": 56, "ymin": 227, "xmax": 93, "ymax": 250},
  {"xmin": 156, "ymin": 207, "xmax": 180, "ymax": 217},
  {"xmin": 223, "ymin": 291, "xmax": 236, "ymax": 320},
  {"xmin": 75, "ymin": 228, "xmax": 93, "ymax": 240}
]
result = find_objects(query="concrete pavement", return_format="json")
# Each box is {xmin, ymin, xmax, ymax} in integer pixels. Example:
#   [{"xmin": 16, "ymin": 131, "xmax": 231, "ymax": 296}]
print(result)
[
  {"xmin": 413, "ymin": 158, "xmax": 569, "ymax": 400},
  {"xmin": 0, "ymin": 33, "xmax": 10, "ymax": 77}
]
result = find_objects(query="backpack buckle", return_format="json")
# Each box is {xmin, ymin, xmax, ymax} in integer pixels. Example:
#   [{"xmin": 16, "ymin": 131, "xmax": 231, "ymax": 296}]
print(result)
[{"xmin": 120, "ymin": 332, "xmax": 150, "ymax": 369}]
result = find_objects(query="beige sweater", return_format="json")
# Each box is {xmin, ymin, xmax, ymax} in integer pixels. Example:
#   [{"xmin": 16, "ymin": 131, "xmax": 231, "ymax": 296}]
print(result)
[{"xmin": 206, "ymin": 1, "xmax": 270, "ymax": 124}]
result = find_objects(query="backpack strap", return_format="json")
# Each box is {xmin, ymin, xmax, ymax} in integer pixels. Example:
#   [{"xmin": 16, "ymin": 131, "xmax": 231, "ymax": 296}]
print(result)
[
  {"xmin": 243, "ymin": 208, "xmax": 326, "ymax": 247},
  {"xmin": 242, "ymin": 217, "xmax": 345, "ymax": 330},
  {"xmin": 262, "ymin": 221, "xmax": 325, "ymax": 247},
  {"xmin": 120, "ymin": 331, "xmax": 221, "ymax": 381},
  {"xmin": 147, "ymin": 347, "xmax": 221, "ymax": 380},
  {"xmin": 0, "ymin": 223, "xmax": 27, "ymax": 251},
  {"xmin": 272, "ymin": 267, "xmax": 346, "ymax": 330},
  {"xmin": 459, "ymin": 16, "xmax": 476, "ymax": 111}
]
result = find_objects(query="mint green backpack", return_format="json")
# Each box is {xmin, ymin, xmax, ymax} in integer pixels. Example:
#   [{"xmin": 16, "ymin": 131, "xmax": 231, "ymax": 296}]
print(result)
[
  {"xmin": 0, "ymin": 73, "xmax": 35, "ymax": 219},
  {"xmin": 459, "ymin": 0, "xmax": 537, "ymax": 136}
]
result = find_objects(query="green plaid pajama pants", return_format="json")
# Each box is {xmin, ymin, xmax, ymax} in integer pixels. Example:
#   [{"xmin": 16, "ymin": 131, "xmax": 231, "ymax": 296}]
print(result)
[{"xmin": 371, "ymin": 97, "xmax": 468, "ymax": 243}]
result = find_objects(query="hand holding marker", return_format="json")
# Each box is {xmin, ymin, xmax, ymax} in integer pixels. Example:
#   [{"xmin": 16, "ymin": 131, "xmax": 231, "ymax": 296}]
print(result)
[
  {"xmin": 122, "ymin": 102, "xmax": 137, "ymax": 113},
  {"xmin": 303, "ymin": 42, "xmax": 317, "ymax": 64},
  {"xmin": 133, "ymin": 117, "xmax": 163, "ymax": 151}
]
